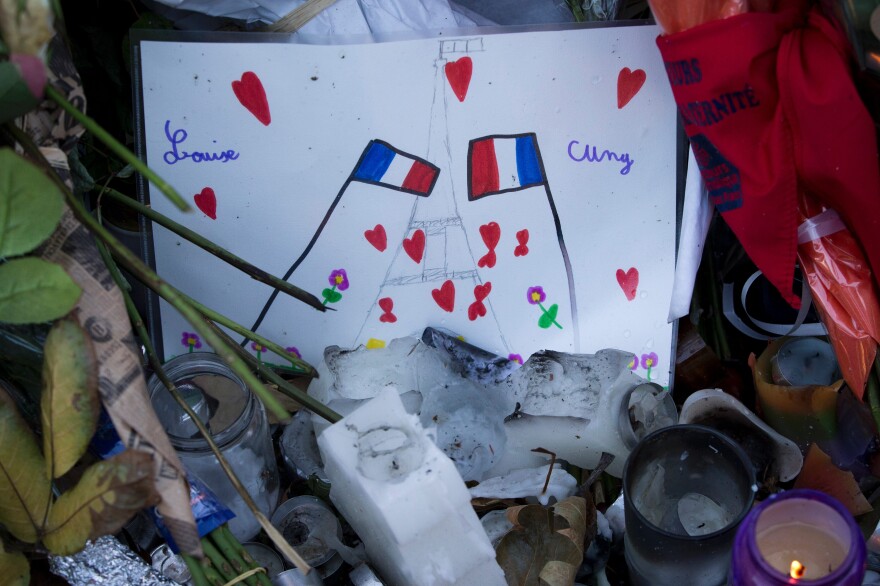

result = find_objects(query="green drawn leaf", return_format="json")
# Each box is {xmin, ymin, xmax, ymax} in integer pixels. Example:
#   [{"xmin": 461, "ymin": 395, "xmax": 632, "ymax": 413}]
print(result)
[
  {"xmin": 0, "ymin": 541, "xmax": 29, "ymax": 586},
  {"xmin": 43, "ymin": 450, "xmax": 159, "ymax": 555},
  {"xmin": 0, "ymin": 148, "xmax": 64, "ymax": 257},
  {"xmin": 322, "ymin": 288, "xmax": 342, "ymax": 303},
  {"xmin": 0, "ymin": 392, "xmax": 50, "ymax": 544},
  {"xmin": 41, "ymin": 316, "xmax": 99, "ymax": 479},
  {"xmin": 0, "ymin": 257, "xmax": 81, "ymax": 324}
]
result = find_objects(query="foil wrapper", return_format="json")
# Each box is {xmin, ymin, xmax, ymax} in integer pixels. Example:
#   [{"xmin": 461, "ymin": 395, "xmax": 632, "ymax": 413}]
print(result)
[{"xmin": 49, "ymin": 536, "xmax": 178, "ymax": 586}]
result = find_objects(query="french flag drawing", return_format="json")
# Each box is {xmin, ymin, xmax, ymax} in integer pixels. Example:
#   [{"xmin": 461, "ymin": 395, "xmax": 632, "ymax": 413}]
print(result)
[
  {"xmin": 353, "ymin": 140, "xmax": 440, "ymax": 197},
  {"xmin": 468, "ymin": 133, "xmax": 546, "ymax": 200}
]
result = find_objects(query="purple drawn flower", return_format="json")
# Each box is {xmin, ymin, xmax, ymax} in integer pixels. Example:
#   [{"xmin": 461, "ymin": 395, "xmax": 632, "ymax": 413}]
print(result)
[
  {"xmin": 508, "ymin": 353, "xmax": 524, "ymax": 365},
  {"xmin": 641, "ymin": 352, "xmax": 658, "ymax": 369},
  {"xmin": 286, "ymin": 346, "xmax": 302, "ymax": 359},
  {"xmin": 329, "ymin": 269, "xmax": 349, "ymax": 291},
  {"xmin": 526, "ymin": 286, "xmax": 546, "ymax": 305},
  {"xmin": 251, "ymin": 342, "xmax": 266, "ymax": 352},
  {"xmin": 628, "ymin": 355, "xmax": 638, "ymax": 371},
  {"xmin": 181, "ymin": 332, "xmax": 202, "ymax": 349}
]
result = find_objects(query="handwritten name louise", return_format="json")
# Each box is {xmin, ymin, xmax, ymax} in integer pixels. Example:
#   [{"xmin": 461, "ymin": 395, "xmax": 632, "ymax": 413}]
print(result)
[{"xmin": 163, "ymin": 120, "xmax": 239, "ymax": 165}]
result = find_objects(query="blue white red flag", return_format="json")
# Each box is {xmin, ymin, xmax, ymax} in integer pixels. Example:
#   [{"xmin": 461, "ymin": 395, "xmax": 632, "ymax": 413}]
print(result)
[
  {"xmin": 352, "ymin": 140, "xmax": 439, "ymax": 196},
  {"xmin": 468, "ymin": 133, "xmax": 546, "ymax": 199}
]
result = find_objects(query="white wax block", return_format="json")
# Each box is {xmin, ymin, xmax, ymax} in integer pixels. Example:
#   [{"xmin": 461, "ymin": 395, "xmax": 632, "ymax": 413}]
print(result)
[{"xmin": 318, "ymin": 388, "xmax": 505, "ymax": 586}]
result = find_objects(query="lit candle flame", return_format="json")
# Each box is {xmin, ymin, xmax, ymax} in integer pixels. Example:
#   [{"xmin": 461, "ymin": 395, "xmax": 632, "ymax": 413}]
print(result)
[{"xmin": 790, "ymin": 560, "xmax": 805, "ymax": 579}]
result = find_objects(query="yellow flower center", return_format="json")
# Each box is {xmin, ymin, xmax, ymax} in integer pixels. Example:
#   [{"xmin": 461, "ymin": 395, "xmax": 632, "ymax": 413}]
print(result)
[
  {"xmin": 531, "ymin": 292, "xmax": 541, "ymax": 302},
  {"xmin": 335, "ymin": 275, "xmax": 344, "ymax": 285},
  {"xmin": 187, "ymin": 337, "xmax": 196, "ymax": 345},
  {"xmin": 646, "ymin": 359, "xmax": 654, "ymax": 367}
]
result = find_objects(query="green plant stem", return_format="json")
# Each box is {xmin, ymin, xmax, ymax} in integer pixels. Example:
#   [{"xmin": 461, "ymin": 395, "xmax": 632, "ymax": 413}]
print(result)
[
  {"xmin": 216, "ymin": 526, "xmax": 272, "ymax": 586},
  {"xmin": 182, "ymin": 554, "xmax": 210, "ymax": 586},
  {"xmin": 7, "ymin": 123, "xmax": 291, "ymax": 421},
  {"xmin": 43, "ymin": 85, "xmax": 190, "ymax": 213},
  {"xmin": 201, "ymin": 537, "xmax": 236, "ymax": 582},
  {"xmin": 208, "ymin": 528, "xmax": 258, "ymax": 586},
  {"xmin": 200, "ymin": 557, "xmax": 225, "ymax": 586},
  {"xmin": 200, "ymin": 317, "xmax": 341, "ymax": 423},
  {"xmin": 102, "ymin": 187, "xmax": 325, "ymax": 312}
]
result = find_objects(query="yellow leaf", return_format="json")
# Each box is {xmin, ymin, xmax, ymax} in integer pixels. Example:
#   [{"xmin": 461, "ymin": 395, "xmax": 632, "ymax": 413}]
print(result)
[
  {"xmin": 0, "ymin": 396, "xmax": 50, "ymax": 543},
  {"xmin": 0, "ymin": 541, "xmax": 29, "ymax": 586},
  {"xmin": 43, "ymin": 451, "xmax": 159, "ymax": 555},
  {"xmin": 41, "ymin": 316, "xmax": 99, "ymax": 479}
]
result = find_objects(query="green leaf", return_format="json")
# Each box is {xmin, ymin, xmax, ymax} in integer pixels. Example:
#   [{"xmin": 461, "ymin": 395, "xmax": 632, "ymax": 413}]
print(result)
[
  {"xmin": 0, "ymin": 541, "xmax": 29, "ymax": 586},
  {"xmin": 0, "ymin": 258, "xmax": 81, "ymax": 324},
  {"xmin": 0, "ymin": 148, "xmax": 64, "ymax": 257},
  {"xmin": 43, "ymin": 450, "xmax": 159, "ymax": 555},
  {"xmin": 0, "ymin": 392, "xmax": 50, "ymax": 544},
  {"xmin": 538, "ymin": 305, "xmax": 559, "ymax": 329},
  {"xmin": 41, "ymin": 316, "xmax": 99, "ymax": 479},
  {"xmin": 496, "ymin": 504, "xmax": 582, "ymax": 586},
  {"xmin": 0, "ymin": 62, "xmax": 40, "ymax": 124},
  {"xmin": 322, "ymin": 288, "xmax": 342, "ymax": 303}
]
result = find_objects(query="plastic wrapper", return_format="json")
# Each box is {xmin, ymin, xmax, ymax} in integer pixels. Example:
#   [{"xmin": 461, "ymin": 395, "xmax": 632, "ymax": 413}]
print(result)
[
  {"xmin": 49, "ymin": 535, "xmax": 177, "ymax": 586},
  {"xmin": 797, "ymin": 193, "xmax": 880, "ymax": 398},
  {"xmin": 646, "ymin": 0, "xmax": 748, "ymax": 35}
]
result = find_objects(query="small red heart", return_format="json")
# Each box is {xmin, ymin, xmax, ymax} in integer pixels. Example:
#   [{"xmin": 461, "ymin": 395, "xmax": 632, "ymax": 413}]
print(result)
[
  {"xmin": 403, "ymin": 229, "xmax": 426, "ymax": 264},
  {"xmin": 468, "ymin": 300, "xmax": 487, "ymax": 321},
  {"xmin": 617, "ymin": 67, "xmax": 646, "ymax": 109},
  {"xmin": 232, "ymin": 71, "xmax": 271, "ymax": 126},
  {"xmin": 514, "ymin": 229, "xmax": 529, "ymax": 257},
  {"xmin": 364, "ymin": 224, "xmax": 387, "ymax": 252},
  {"xmin": 474, "ymin": 282, "xmax": 492, "ymax": 301},
  {"xmin": 616, "ymin": 267, "xmax": 639, "ymax": 301},
  {"xmin": 194, "ymin": 187, "xmax": 217, "ymax": 219},
  {"xmin": 380, "ymin": 313, "xmax": 397, "ymax": 323},
  {"xmin": 432, "ymin": 280, "xmax": 455, "ymax": 312},
  {"xmin": 479, "ymin": 222, "xmax": 501, "ymax": 250},
  {"xmin": 445, "ymin": 57, "xmax": 473, "ymax": 102}
]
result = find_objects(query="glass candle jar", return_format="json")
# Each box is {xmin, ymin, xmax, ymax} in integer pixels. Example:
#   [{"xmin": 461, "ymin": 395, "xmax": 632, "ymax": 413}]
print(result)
[
  {"xmin": 623, "ymin": 424, "xmax": 756, "ymax": 586},
  {"xmin": 729, "ymin": 489, "xmax": 866, "ymax": 585},
  {"xmin": 149, "ymin": 352, "xmax": 280, "ymax": 541}
]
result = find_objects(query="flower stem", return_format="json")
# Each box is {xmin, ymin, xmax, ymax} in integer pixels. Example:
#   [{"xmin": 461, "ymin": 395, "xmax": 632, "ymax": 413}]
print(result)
[
  {"xmin": 322, "ymin": 284, "xmax": 337, "ymax": 306},
  {"xmin": 101, "ymin": 188, "xmax": 325, "ymax": 312},
  {"xmin": 44, "ymin": 85, "xmax": 190, "ymax": 212}
]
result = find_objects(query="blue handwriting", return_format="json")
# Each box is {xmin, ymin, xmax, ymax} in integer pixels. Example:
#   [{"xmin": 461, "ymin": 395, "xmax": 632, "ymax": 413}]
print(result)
[
  {"xmin": 568, "ymin": 140, "xmax": 634, "ymax": 175},
  {"xmin": 163, "ymin": 120, "xmax": 240, "ymax": 165}
]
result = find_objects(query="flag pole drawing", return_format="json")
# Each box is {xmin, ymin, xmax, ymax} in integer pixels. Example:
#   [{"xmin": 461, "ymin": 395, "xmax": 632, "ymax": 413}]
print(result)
[
  {"xmin": 467, "ymin": 133, "xmax": 580, "ymax": 351},
  {"xmin": 245, "ymin": 140, "xmax": 440, "ymax": 343}
]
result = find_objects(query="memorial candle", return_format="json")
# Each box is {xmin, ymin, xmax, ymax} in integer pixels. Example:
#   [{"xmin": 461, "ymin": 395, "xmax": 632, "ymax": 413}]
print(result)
[{"xmin": 729, "ymin": 489, "xmax": 866, "ymax": 585}]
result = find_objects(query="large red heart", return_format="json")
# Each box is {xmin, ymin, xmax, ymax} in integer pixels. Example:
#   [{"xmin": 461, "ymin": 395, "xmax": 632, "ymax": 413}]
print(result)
[
  {"xmin": 617, "ymin": 67, "xmax": 646, "ymax": 109},
  {"xmin": 403, "ymin": 229, "xmax": 425, "ymax": 264},
  {"xmin": 445, "ymin": 57, "xmax": 473, "ymax": 102},
  {"xmin": 479, "ymin": 222, "xmax": 501, "ymax": 250},
  {"xmin": 616, "ymin": 267, "xmax": 639, "ymax": 301},
  {"xmin": 232, "ymin": 71, "xmax": 271, "ymax": 126},
  {"xmin": 364, "ymin": 224, "xmax": 387, "ymax": 252},
  {"xmin": 378, "ymin": 297, "xmax": 397, "ymax": 323},
  {"xmin": 194, "ymin": 187, "xmax": 217, "ymax": 220},
  {"xmin": 432, "ymin": 280, "xmax": 455, "ymax": 312}
]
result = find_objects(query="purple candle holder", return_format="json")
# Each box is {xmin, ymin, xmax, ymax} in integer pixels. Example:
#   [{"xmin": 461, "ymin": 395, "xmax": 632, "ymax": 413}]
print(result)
[{"xmin": 730, "ymin": 489, "xmax": 866, "ymax": 585}]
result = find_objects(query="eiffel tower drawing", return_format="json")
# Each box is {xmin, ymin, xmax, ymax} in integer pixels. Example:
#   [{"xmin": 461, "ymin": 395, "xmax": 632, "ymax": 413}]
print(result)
[{"xmin": 354, "ymin": 38, "xmax": 512, "ymax": 355}]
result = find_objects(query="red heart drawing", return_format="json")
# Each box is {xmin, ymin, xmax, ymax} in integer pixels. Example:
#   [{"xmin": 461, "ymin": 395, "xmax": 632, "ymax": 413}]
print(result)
[
  {"xmin": 232, "ymin": 71, "xmax": 271, "ymax": 126},
  {"xmin": 474, "ymin": 282, "xmax": 492, "ymax": 301},
  {"xmin": 378, "ymin": 297, "xmax": 397, "ymax": 323},
  {"xmin": 194, "ymin": 187, "xmax": 217, "ymax": 220},
  {"xmin": 616, "ymin": 267, "xmax": 639, "ymax": 301},
  {"xmin": 403, "ymin": 229, "xmax": 426, "ymax": 264},
  {"xmin": 445, "ymin": 57, "xmax": 473, "ymax": 102},
  {"xmin": 617, "ymin": 67, "xmax": 646, "ymax": 109},
  {"xmin": 432, "ymin": 280, "xmax": 455, "ymax": 312},
  {"xmin": 514, "ymin": 229, "xmax": 530, "ymax": 257},
  {"xmin": 364, "ymin": 224, "xmax": 387, "ymax": 252},
  {"xmin": 479, "ymin": 222, "xmax": 501, "ymax": 250}
]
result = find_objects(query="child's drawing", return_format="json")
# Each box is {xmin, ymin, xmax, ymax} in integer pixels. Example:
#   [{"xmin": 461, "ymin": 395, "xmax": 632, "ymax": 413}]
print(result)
[{"xmin": 138, "ymin": 24, "xmax": 678, "ymax": 383}]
